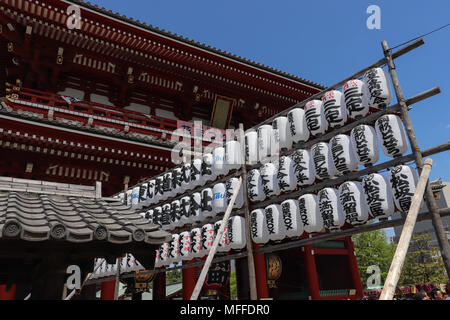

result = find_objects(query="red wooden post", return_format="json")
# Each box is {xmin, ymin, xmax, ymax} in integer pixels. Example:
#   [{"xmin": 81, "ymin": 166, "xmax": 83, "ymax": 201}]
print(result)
[
  {"xmin": 100, "ymin": 280, "xmax": 116, "ymax": 300},
  {"xmin": 0, "ymin": 284, "xmax": 16, "ymax": 300},
  {"xmin": 345, "ymin": 236, "xmax": 363, "ymax": 299},
  {"xmin": 304, "ymin": 244, "xmax": 320, "ymax": 300},
  {"xmin": 182, "ymin": 259, "xmax": 197, "ymax": 300},
  {"xmin": 253, "ymin": 243, "xmax": 269, "ymax": 299}
]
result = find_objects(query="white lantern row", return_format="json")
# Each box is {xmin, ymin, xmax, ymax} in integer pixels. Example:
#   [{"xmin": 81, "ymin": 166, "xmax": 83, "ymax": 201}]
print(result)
[
  {"xmin": 249, "ymin": 165, "xmax": 419, "ymax": 241},
  {"xmin": 92, "ymin": 254, "xmax": 144, "ymax": 279},
  {"xmin": 155, "ymin": 216, "xmax": 247, "ymax": 267}
]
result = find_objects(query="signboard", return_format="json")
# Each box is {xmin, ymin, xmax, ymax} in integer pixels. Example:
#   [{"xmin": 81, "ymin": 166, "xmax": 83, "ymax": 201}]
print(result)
[{"xmin": 210, "ymin": 95, "xmax": 235, "ymax": 129}]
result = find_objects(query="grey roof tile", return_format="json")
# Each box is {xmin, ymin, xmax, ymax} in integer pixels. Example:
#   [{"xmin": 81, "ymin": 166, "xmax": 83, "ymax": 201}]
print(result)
[{"xmin": 0, "ymin": 179, "xmax": 171, "ymax": 245}]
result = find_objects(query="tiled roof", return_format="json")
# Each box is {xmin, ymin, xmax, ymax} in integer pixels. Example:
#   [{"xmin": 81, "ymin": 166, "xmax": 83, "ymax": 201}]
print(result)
[
  {"xmin": 67, "ymin": 0, "xmax": 325, "ymax": 90},
  {"xmin": 0, "ymin": 177, "xmax": 171, "ymax": 244}
]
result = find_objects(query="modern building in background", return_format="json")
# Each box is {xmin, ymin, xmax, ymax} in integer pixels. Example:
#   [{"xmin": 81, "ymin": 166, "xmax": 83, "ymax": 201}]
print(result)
[{"xmin": 393, "ymin": 179, "xmax": 450, "ymax": 247}]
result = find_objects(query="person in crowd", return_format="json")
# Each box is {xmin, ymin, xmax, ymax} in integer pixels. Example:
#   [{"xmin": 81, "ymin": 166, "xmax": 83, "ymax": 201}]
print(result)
[
  {"xmin": 429, "ymin": 288, "xmax": 444, "ymax": 300},
  {"xmin": 413, "ymin": 291, "xmax": 428, "ymax": 300}
]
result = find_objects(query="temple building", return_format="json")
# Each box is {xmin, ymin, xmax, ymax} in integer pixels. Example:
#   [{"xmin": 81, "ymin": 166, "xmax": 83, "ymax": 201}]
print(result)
[{"xmin": 0, "ymin": 0, "xmax": 363, "ymax": 300}]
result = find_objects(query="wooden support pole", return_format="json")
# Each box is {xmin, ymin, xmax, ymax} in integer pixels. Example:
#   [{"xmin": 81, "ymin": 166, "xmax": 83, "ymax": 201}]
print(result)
[
  {"xmin": 182, "ymin": 259, "xmax": 197, "ymax": 300},
  {"xmin": 113, "ymin": 258, "xmax": 121, "ymax": 300},
  {"xmin": 379, "ymin": 158, "xmax": 434, "ymax": 300},
  {"xmin": 238, "ymin": 123, "xmax": 258, "ymax": 300},
  {"xmin": 190, "ymin": 177, "xmax": 243, "ymax": 300},
  {"xmin": 253, "ymin": 243, "xmax": 269, "ymax": 299},
  {"xmin": 382, "ymin": 40, "xmax": 450, "ymax": 277}
]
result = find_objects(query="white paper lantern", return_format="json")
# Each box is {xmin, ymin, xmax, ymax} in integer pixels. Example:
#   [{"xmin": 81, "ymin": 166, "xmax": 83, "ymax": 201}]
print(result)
[
  {"xmin": 226, "ymin": 140, "xmax": 243, "ymax": 171},
  {"xmin": 277, "ymin": 156, "xmax": 297, "ymax": 193},
  {"xmin": 245, "ymin": 130, "xmax": 259, "ymax": 165},
  {"xmin": 140, "ymin": 209, "xmax": 152, "ymax": 221},
  {"xmin": 287, "ymin": 108, "xmax": 310, "ymax": 143},
  {"xmin": 155, "ymin": 176, "xmax": 164, "ymax": 202},
  {"xmin": 160, "ymin": 242, "xmax": 170, "ymax": 266},
  {"xmin": 171, "ymin": 199, "xmax": 182, "ymax": 228},
  {"xmin": 214, "ymin": 220, "xmax": 231, "ymax": 253},
  {"xmin": 179, "ymin": 231, "xmax": 192, "ymax": 261},
  {"xmin": 226, "ymin": 177, "xmax": 244, "ymax": 209},
  {"xmin": 201, "ymin": 223, "xmax": 215, "ymax": 255},
  {"xmin": 351, "ymin": 125, "xmax": 380, "ymax": 166},
  {"xmin": 389, "ymin": 165, "xmax": 419, "ymax": 213},
  {"xmin": 228, "ymin": 216, "xmax": 247, "ymax": 250},
  {"xmin": 116, "ymin": 192, "xmax": 125, "ymax": 205},
  {"xmin": 247, "ymin": 169, "xmax": 266, "ymax": 202},
  {"xmin": 339, "ymin": 181, "xmax": 369, "ymax": 226},
  {"xmin": 322, "ymin": 90, "xmax": 348, "ymax": 128},
  {"xmin": 202, "ymin": 153, "xmax": 216, "ymax": 183},
  {"xmin": 375, "ymin": 114, "xmax": 408, "ymax": 158},
  {"xmin": 305, "ymin": 99, "xmax": 328, "ymax": 136},
  {"xmin": 273, "ymin": 116, "xmax": 292, "ymax": 151},
  {"xmin": 125, "ymin": 189, "xmax": 133, "ymax": 207},
  {"xmin": 342, "ymin": 79, "xmax": 370, "ymax": 119},
  {"xmin": 147, "ymin": 179, "xmax": 156, "ymax": 205},
  {"xmin": 213, "ymin": 146, "xmax": 228, "ymax": 176},
  {"xmin": 362, "ymin": 173, "xmax": 395, "ymax": 219},
  {"xmin": 190, "ymin": 227, "xmax": 203, "ymax": 258},
  {"xmin": 153, "ymin": 206, "xmax": 163, "ymax": 227},
  {"xmin": 261, "ymin": 162, "xmax": 281, "ymax": 198},
  {"xmin": 131, "ymin": 186, "xmax": 140, "ymax": 208},
  {"xmin": 201, "ymin": 188, "xmax": 214, "ymax": 218},
  {"xmin": 291, "ymin": 149, "xmax": 316, "ymax": 186},
  {"xmin": 161, "ymin": 203, "xmax": 172, "ymax": 231},
  {"xmin": 164, "ymin": 171, "xmax": 175, "ymax": 200},
  {"xmin": 181, "ymin": 162, "xmax": 191, "ymax": 192},
  {"xmin": 298, "ymin": 194, "xmax": 323, "ymax": 234},
  {"xmin": 311, "ymin": 142, "xmax": 338, "ymax": 180},
  {"xmin": 250, "ymin": 209, "xmax": 269, "ymax": 244},
  {"xmin": 318, "ymin": 188, "xmax": 345, "ymax": 231},
  {"xmin": 329, "ymin": 134, "xmax": 358, "ymax": 174},
  {"xmin": 264, "ymin": 204, "xmax": 285, "ymax": 241},
  {"xmin": 168, "ymin": 234, "xmax": 180, "ymax": 264},
  {"xmin": 171, "ymin": 167, "xmax": 183, "ymax": 196},
  {"xmin": 154, "ymin": 249, "xmax": 162, "ymax": 268},
  {"xmin": 280, "ymin": 199, "xmax": 303, "ymax": 238},
  {"xmin": 258, "ymin": 124, "xmax": 277, "ymax": 163},
  {"xmin": 137, "ymin": 182, "xmax": 148, "ymax": 208},
  {"xmin": 179, "ymin": 196, "xmax": 191, "ymax": 225},
  {"xmin": 190, "ymin": 158, "xmax": 203, "ymax": 187},
  {"xmin": 363, "ymin": 67, "xmax": 392, "ymax": 109},
  {"xmin": 212, "ymin": 183, "xmax": 228, "ymax": 214},
  {"xmin": 190, "ymin": 192, "xmax": 203, "ymax": 222}
]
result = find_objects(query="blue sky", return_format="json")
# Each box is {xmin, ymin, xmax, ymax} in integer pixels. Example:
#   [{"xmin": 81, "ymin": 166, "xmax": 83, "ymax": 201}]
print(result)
[{"xmin": 88, "ymin": 0, "xmax": 449, "ymax": 238}]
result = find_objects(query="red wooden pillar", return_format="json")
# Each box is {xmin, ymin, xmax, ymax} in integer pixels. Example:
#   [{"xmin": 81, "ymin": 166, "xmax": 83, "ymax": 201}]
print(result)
[
  {"xmin": 153, "ymin": 271, "xmax": 166, "ymax": 300},
  {"xmin": 100, "ymin": 280, "xmax": 116, "ymax": 300},
  {"xmin": 253, "ymin": 244, "xmax": 269, "ymax": 299},
  {"xmin": 345, "ymin": 237, "xmax": 363, "ymax": 299},
  {"xmin": 0, "ymin": 284, "xmax": 16, "ymax": 300},
  {"xmin": 182, "ymin": 259, "xmax": 197, "ymax": 300},
  {"xmin": 304, "ymin": 245, "xmax": 320, "ymax": 300}
]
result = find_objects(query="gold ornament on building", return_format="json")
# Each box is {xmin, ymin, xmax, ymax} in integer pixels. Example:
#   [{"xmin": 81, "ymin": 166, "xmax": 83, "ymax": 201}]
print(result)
[
  {"xmin": 128, "ymin": 74, "xmax": 134, "ymax": 84},
  {"xmin": 7, "ymin": 42, "xmax": 13, "ymax": 52},
  {"xmin": 57, "ymin": 56, "xmax": 63, "ymax": 65},
  {"xmin": 266, "ymin": 254, "xmax": 282, "ymax": 288}
]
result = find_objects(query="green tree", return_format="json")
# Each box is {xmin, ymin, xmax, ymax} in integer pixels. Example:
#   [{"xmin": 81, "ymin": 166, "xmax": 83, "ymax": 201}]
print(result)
[
  {"xmin": 229, "ymin": 271, "xmax": 237, "ymax": 299},
  {"xmin": 166, "ymin": 269, "xmax": 182, "ymax": 284},
  {"xmin": 352, "ymin": 226, "xmax": 396, "ymax": 289},
  {"xmin": 399, "ymin": 232, "xmax": 448, "ymax": 285}
]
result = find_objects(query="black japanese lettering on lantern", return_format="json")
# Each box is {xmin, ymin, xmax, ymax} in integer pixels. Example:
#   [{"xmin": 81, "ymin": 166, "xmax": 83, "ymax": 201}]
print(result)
[
  {"xmin": 139, "ymin": 183, "xmax": 147, "ymax": 202},
  {"xmin": 365, "ymin": 69, "xmax": 389, "ymax": 109},
  {"xmin": 323, "ymin": 98, "xmax": 342, "ymax": 125},
  {"xmin": 281, "ymin": 202, "xmax": 293, "ymax": 231},
  {"xmin": 298, "ymin": 198, "xmax": 310, "ymax": 226},
  {"xmin": 344, "ymin": 87, "xmax": 364, "ymax": 117},
  {"xmin": 377, "ymin": 116, "xmax": 401, "ymax": 156},
  {"xmin": 313, "ymin": 144, "xmax": 330, "ymax": 179},
  {"xmin": 340, "ymin": 183, "xmax": 359, "ymax": 223},
  {"xmin": 330, "ymin": 136, "xmax": 349, "ymax": 173},
  {"xmin": 390, "ymin": 166, "xmax": 414, "ymax": 212},
  {"xmin": 305, "ymin": 108, "xmax": 320, "ymax": 132},
  {"xmin": 265, "ymin": 208, "xmax": 275, "ymax": 235},
  {"xmin": 201, "ymin": 190, "xmax": 213, "ymax": 212},
  {"xmin": 353, "ymin": 126, "xmax": 372, "ymax": 164}
]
